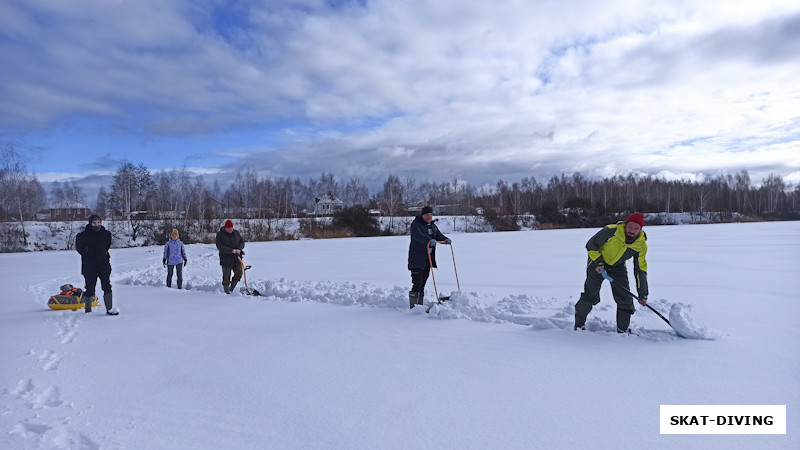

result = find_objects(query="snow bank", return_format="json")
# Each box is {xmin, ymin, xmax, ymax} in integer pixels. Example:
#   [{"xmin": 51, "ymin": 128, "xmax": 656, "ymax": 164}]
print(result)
[{"xmin": 669, "ymin": 303, "xmax": 720, "ymax": 340}]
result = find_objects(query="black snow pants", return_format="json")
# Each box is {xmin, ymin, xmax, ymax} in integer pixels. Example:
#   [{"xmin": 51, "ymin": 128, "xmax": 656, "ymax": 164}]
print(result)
[
  {"xmin": 410, "ymin": 265, "xmax": 431, "ymax": 293},
  {"xmin": 83, "ymin": 267, "xmax": 112, "ymax": 299}
]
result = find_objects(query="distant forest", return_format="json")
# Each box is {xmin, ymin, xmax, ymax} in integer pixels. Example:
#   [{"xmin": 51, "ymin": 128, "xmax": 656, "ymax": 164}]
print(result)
[{"xmin": 2, "ymin": 144, "xmax": 799, "ymax": 248}]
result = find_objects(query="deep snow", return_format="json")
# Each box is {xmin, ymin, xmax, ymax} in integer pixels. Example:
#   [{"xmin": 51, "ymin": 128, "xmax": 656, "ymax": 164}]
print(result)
[{"xmin": 1, "ymin": 221, "xmax": 798, "ymax": 449}]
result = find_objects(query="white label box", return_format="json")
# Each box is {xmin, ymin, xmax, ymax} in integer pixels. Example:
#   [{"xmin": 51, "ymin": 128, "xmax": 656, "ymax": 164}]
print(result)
[{"xmin": 660, "ymin": 405, "xmax": 786, "ymax": 434}]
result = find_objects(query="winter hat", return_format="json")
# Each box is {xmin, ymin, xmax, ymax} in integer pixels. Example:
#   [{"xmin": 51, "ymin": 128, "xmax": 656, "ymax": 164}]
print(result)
[
  {"xmin": 88, "ymin": 214, "xmax": 102, "ymax": 224},
  {"xmin": 171, "ymin": 229, "xmax": 179, "ymax": 238},
  {"xmin": 421, "ymin": 206, "xmax": 434, "ymax": 215},
  {"xmin": 224, "ymin": 220, "xmax": 234, "ymax": 228},
  {"xmin": 626, "ymin": 212, "xmax": 645, "ymax": 228}
]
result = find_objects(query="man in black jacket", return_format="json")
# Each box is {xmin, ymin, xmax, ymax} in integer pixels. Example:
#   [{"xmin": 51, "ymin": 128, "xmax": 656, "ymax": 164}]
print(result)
[
  {"xmin": 215, "ymin": 220, "xmax": 245, "ymax": 294},
  {"xmin": 407, "ymin": 206, "xmax": 450, "ymax": 308},
  {"xmin": 75, "ymin": 214, "xmax": 117, "ymax": 315}
]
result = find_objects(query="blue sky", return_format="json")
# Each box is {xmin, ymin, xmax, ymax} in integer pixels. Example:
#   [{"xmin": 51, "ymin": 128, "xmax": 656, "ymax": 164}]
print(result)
[{"xmin": 2, "ymin": 0, "xmax": 799, "ymax": 195}]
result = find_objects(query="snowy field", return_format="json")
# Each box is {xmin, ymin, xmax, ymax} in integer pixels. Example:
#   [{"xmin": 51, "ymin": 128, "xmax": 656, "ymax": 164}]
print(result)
[{"xmin": 1, "ymin": 221, "xmax": 798, "ymax": 449}]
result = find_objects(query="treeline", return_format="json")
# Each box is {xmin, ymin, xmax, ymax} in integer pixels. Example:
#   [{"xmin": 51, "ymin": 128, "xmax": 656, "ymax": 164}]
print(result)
[
  {"xmin": 2, "ymin": 143, "xmax": 800, "ymax": 247},
  {"xmin": 88, "ymin": 164, "xmax": 798, "ymax": 225},
  {"xmin": 92, "ymin": 164, "xmax": 800, "ymax": 219},
  {"xmin": 482, "ymin": 171, "xmax": 800, "ymax": 224}
]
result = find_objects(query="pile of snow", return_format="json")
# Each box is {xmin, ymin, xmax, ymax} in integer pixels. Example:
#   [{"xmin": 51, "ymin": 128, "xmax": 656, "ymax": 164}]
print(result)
[{"xmin": 669, "ymin": 303, "xmax": 720, "ymax": 340}]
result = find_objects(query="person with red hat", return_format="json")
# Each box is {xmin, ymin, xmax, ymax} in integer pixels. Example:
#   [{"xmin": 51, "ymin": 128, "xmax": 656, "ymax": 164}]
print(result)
[
  {"xmin": 215, "ymin": 219, "xmax": 246, "ymax": 294},
  {"xmin": 574, "ymin": 212, "xmax": 648, "ymax": 333}
]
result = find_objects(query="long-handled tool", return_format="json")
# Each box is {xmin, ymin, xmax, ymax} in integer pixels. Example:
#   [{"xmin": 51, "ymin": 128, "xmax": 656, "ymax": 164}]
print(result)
[
  {"xmin": 238, "ymin": 256, "xmax": 261, "ymax": 296},
  {"xmin": 601, "ymin": 270, "xmax": 683, "ymax": 337},
  {"xmin": 425, "ymin": 241, "xmax": 460, "ymax": 312}
]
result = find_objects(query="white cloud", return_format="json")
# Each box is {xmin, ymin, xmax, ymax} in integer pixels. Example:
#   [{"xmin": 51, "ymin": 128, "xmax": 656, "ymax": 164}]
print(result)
[{"xmin": 1, "ymin": 0, "xmax": 799, "ymax": 186}]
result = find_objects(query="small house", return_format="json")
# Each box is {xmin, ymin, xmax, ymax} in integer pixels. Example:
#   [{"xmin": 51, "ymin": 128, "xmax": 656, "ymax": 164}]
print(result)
[
  {"xmin": 49, "ymin": 202, "xmax": 92, "ymax": 221},
  {"xmin": 314, "ymin": 192, "xmax": 344, "ymax": 216}
]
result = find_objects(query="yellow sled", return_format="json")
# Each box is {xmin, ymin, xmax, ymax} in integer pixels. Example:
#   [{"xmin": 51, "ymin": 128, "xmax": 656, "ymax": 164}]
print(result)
[{"xmin": 48, "ymin": 295, "xmax": 99, "ymax": 311}]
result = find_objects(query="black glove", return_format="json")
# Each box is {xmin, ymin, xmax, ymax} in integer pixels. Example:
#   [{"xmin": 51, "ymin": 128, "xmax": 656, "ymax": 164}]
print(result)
[
  {"xmin": 162, "ymin": 258, "xmax": 167, "ymax": 267},
  {"xmin": 183, "ymin": 259, "xmax": 187, "ymax": 267}
]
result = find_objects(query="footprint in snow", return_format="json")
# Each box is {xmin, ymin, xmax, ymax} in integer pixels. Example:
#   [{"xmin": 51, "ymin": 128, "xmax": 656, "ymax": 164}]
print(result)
[
  {"xmin": 10, "ymin": 423, "xmax": 99, "ymax": 450},
  {"xmin": 9, "ymin": 422, "xmax": 52, "ymax": 438},
  {"xmin": 57, "ymin": 315, "xmax": 79, "ymax": 344},
  {"xmin": 38, "ymin": 350, "xmax": 62, "ymax": 372},
  {"xmin": 7, "ymin": 378, "xmax": 35, "ymax": 398},
  {"xmin": 28, "ymin": 385, "xmax": 64, "ymax": 409}
]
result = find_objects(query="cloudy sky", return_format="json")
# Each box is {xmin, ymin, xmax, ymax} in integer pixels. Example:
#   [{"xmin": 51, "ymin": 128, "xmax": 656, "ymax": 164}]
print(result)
[{"xmin": 2, "ymin": 0, "xmax": 799, "ymax": 192}]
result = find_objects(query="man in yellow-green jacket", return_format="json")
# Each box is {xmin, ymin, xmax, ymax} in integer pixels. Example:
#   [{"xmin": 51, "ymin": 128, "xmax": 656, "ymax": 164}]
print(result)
[{"xmin": 575, "ymin": 212, "xmax": 649, "ymax": 333}]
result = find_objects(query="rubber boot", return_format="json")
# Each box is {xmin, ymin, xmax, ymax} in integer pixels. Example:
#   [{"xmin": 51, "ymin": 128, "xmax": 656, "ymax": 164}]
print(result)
[
  {"xmin": 574, "ymin": 298, "xmax": 593, "ymax": 330},
  {"xmin": 617, "ymin": 309, "xmax": 633, "ymax": 333},
  {"xmin": 230, "ymin": 281, "xmax": 238, "ymax": 293},
  {"xmin": 104, "ymin": 293, "xmax": 118, "ymax": 315},
  {"xmin": 409, "ymin": 291, "xmax": 419, "ymax": 309},
  {"xmin": 84, "ymin": 294, "xmax": 92, "ymax": 313},
  {"xmin": 224, "ymin": 284, "xmax": 231, "ymax": 294},
  {"xmin": 417, "ymin": 292, "xmax": 425, "ymax": 306}
]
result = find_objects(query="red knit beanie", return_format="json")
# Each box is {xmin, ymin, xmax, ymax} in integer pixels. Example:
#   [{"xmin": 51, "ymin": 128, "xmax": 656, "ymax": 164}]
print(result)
[
  {"xmin": 224, "ymin": 220, "xmax": 234, "ymax": 228},
  {"xmin": 626, "ymin": 213, "xmax": 644, "ymax": 228}
]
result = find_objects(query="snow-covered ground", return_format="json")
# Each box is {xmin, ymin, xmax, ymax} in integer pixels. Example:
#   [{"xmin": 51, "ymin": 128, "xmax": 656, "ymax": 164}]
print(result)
[{"xmin": 1, "ymin": 221, "xmax": 797, "ymax": 449}]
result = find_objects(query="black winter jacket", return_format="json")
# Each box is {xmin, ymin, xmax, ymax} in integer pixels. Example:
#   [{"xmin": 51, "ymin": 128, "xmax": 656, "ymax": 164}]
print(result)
[
  {"xmin": 75, "ymin": 224, "xmax": 112, "ymax": 275},
  {"xmin": 215, "ymin": 227, "xmax": 246, "ymax": 267},
  {"xmin": 407, "ymin": 215, "xmax": 448, "ymax": 271}
]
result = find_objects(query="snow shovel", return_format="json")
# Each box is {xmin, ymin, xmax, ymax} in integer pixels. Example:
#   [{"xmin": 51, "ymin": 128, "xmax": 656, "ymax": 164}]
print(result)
[
  {"xmin": 425, "ymin": 241, "xmax": 460, "ymax": 313},
  {"xmin": 601, "ymin": 271, "xmax": 684, "ymax": 338},
  {"xmin": 238, "ymin": 256, "xmax": 262, "ymax": 296}
]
